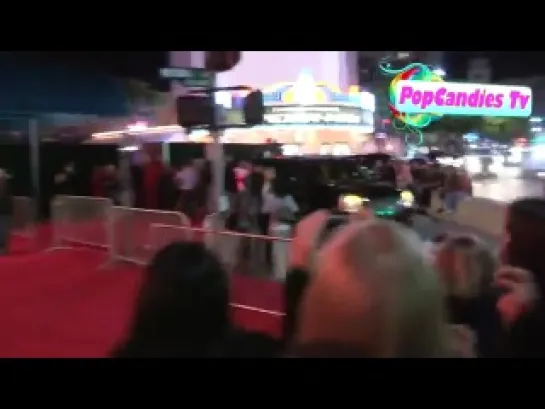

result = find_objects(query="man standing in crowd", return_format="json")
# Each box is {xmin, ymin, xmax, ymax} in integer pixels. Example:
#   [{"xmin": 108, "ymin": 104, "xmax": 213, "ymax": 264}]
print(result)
[
  {"xmin": 175, "ymin": 160, "xmax": 199, "ymax": 217},
  {"xmin": 0, "ymin": 169, "xmax": 13, "ymax": 254},
  {"xmin": 142, "ymin": 153, "xmax": 164, "ymax": 209}
]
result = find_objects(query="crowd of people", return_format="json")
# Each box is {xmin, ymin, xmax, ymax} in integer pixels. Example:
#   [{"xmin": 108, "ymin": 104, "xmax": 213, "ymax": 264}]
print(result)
[
  {"xmin": 113, "ymin": 197, "xmax": 545, "ymax": 357},
  {"xmin": 2, "ymin": 150, "xmax": 545, "ymax": 357}
]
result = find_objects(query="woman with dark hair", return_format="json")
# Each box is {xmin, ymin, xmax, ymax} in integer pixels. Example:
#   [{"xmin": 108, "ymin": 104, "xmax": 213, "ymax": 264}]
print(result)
[
  {"xmin": 113, "ymin": 241, "xmax": 279, "ymax": 357},
  {"xmin": 496, "ymin": 198, "xmax": 545, "ymax": 357},
  {"xmin": 501, "ymin": 198, "xmax": 545, "ymax": 294},
  {"xmin": 112, "ymin": 242, "xmax": 231, "ymax": 357}
]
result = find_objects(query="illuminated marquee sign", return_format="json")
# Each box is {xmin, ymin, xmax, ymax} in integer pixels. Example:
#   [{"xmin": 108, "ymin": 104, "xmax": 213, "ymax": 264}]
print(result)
[
  {"xmin": 264, "ymin": 105, "xmax": 368, "ymax": 126},
  {"xmin": 215, "ymin": 71, "xmax": 375, "ymax": 130},
  {"xmin": 261, "ymin": 71, "xmax": 373, "ymax": 109}
]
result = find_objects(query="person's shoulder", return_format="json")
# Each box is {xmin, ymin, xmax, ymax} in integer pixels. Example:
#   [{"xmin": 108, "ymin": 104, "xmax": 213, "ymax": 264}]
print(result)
[
  {"xmin": 224, "ymin": 329, "xmax": 281, "ymax": 357},
  {"xmin": 503, "ymin": 304, "xmax": 545, "ymax": 357}
]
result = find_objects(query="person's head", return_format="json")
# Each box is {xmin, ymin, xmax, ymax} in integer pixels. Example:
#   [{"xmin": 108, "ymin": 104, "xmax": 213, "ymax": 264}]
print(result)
[
  {"xmin": 502, "ymin": 198, "xmax": 545, "ymax": 296},
  {"xmin": 434, "ymin": 235, "xmax": 497, "ymax": 299},
  {"xmin": 296, "ymin": 220, "xmax": 448, "ymax": 357},
  {"xmin": 120, "ymin": 242, "xmax": 230, "ymax": 355},
  {"xmin": 264, "ymin": 167, "xmax": 276, "ymax": 181}
]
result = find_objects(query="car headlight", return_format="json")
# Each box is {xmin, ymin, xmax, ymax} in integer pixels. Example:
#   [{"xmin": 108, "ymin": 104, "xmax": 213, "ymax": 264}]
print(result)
[
  {"xmin": 339, "ymin": 194, "xmax": 368, "ymax": 213},
  {"xmin": 399, "ymin": 190, "xmax": 414, "ymax": 207}
]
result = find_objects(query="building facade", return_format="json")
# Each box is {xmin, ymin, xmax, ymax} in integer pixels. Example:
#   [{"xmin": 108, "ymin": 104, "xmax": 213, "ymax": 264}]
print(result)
[
  {"xmin": 168, "ymin": 51, "xmax": 360, "ymax": 94},
  {"xmin": 165, "ymin": 51, "xmax": 375, "ymax": 154}
]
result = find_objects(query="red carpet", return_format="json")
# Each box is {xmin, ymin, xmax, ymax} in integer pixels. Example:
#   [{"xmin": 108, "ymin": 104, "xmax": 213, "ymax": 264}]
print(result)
[{"xmin": 0, "ymin": 226, "xmax": 283, "ymax": 358}]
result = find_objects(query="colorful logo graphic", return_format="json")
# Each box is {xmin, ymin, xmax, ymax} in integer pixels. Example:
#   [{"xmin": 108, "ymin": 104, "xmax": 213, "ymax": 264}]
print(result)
[
  {"xmin": 379, "ymin": 59, "xmax": 533, "ymax": 147},
  {"xmin": 379, "ymin": 60, "xmax": 444, "ymax": 145}
]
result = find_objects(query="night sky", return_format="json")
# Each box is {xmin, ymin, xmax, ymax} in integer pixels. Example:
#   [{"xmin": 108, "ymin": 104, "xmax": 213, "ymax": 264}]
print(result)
[
  {"xmin": 445, "ymin": 51, "xmax": 545, "ymax": 81},
  {"xmin": 28, "ymin": 51, "xmax": 168, "ymax": 86},
  {"xmin": 28, "ymin": 51, "xmax": 545, "ymax": 85}
]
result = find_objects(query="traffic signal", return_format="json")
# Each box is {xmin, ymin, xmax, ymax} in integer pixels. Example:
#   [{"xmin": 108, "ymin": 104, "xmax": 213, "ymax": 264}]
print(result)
[
  {"xmin": 205, "ymin": 51, "xmax": 241, "ymax": 73},
  {"xmin": 243, "ymin": 90, "xmax": 265, "ymax": 126},
  {"xmin": 176, "ymin": 95, "xmax": 214, "ymax": 128}
]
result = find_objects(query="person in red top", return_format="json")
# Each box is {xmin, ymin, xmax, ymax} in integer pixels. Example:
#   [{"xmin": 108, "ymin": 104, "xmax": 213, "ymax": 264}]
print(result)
[{"xmin": 143, "ymin": 157, "xmax": 164, "ymax": 209}]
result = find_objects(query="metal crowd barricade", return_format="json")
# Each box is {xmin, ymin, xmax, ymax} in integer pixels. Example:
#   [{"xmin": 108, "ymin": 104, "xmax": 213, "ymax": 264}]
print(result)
[
  {"xmin": 150, "ymin": 223, "xmax": 293, "ymax": 281},
  {"xmin": 12, "ymin": 196, "xmax": 36, "ymax": 241},
  {"xmin": 108, "ymin": 206, "xmax": 191, "ymax": 266},
  {"xmin": 48, "ymin": 196, "xmax": 114, "ymax": 251}
]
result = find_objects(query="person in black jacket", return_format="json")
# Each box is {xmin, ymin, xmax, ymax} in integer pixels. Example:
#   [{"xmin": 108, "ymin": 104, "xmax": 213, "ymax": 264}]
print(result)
[
  {"xmin": 112, "ymin": 241, "xmax": 279, "ymax": 358},
  {"xmin": 0, "ymin": 169, "xmax": 13, "ymax": 254}
]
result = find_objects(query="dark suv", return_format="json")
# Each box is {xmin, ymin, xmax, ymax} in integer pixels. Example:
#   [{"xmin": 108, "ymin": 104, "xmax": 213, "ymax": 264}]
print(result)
[{"xmin": 255, "ymin": 156, "xmax": 415, "ymax": 224}]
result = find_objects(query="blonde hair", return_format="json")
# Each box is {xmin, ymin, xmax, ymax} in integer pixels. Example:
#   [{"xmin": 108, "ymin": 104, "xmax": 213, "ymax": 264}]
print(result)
[
  {"xmin": 434, "ymin": 235, "xmax": 496, "ymax": 298},
  {"xmin": 297, "ymin": 220, "xmax": 449, "ymax": 357}
]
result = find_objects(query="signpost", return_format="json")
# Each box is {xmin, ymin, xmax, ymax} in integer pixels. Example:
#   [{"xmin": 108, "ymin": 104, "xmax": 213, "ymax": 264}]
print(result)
[
  {"xmin": 159, "ymin": 67, "xmax": 212, "ymax": 89},
  {"xmin": 161, "ymin": 53, "xmax": 263, "ymax": 212}
]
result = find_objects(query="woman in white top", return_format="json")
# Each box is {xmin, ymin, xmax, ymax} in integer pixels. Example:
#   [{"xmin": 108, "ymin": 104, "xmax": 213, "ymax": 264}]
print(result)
[
  {"xmin": 259, "ymin": 176, "xmax": 299, "ymax": 265},
  {"xmin": 260, "ymin": 176, "xmax": 299, "ymax": 230}
]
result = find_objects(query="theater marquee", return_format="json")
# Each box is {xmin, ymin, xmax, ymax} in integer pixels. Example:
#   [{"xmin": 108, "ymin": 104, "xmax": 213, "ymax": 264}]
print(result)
[
  {"xmin": 216, "ymin": 71, "xmax": 375, "ymax": 132},
  {"xmin": 264, "ymin": 105, "xmax": 371, "ymax": 127}
]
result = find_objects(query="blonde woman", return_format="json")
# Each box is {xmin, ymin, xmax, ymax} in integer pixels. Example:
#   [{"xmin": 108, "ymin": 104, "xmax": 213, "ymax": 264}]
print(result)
[
  {"xmin": 433, "ymin": 235, "xmax": 502, "ymax": 357},
  {"xmin": 294, "ymin": 219, "xmax": 449, "ymax": 357}
]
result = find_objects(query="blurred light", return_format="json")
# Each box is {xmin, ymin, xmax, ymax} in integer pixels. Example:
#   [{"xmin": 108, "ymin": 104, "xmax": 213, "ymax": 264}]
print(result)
[
  {"xmin": 92, "ymin": 125, "xmax": 183, "ymax": 140},
  {"xmin": 127, "ymin": 121, "xmax": 148, "ymax": 132},
  {"xmin": 466, "ymin": 157, "xmax": 482, "ymax": 174},
  {"xmin": 119, "ymin": 145, "xmax": 139, "ymax": 152},
  {"xmin": 399, "ymin": 190, "xmax": 414, "ymax": 207},
  {"xmin": 530, "ymin": 117, "xmax": 542, "ymax": 123},
  {"xmin": 531, "ymin": 127, "xmax": 543, "ymax": 132},
  {"xmin": 432, "ymin": 68, "xmax": 446, "ymax": 76},
  {"xmin": 418, "ymin": 146, "xmax": 429, "ymax": 154}
]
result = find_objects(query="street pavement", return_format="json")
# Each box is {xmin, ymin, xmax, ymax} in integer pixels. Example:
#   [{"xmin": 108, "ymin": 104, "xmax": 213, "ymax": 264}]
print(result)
[
  {"xmin": 412, "ymin": 214, "xmax": 498, "ymax": 250},
  {"xmin": 411, "ymin": 173, "xmax": 544, "ymax": 249}
]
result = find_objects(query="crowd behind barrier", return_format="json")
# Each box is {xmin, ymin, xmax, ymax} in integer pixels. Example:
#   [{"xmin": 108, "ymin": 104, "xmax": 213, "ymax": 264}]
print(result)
[
  {"xmin": 150, "ymin": 223, "xmax": 292, "ymax": 280},
  {"xmin": 28, "ymin": 192, "xmax": 514, "ymax": 270},
  {"xmin": 45, "ymin": 195, "xmax": 293, "ymax": 273}
]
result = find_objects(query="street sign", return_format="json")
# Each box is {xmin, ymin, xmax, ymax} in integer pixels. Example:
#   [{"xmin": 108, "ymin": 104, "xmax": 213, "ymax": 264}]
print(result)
[{"xmin": 159, "ymin": 67, "xmax": 212, "ymax": 88}]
